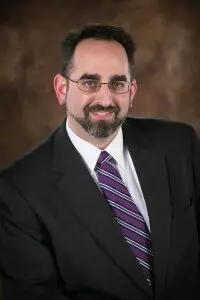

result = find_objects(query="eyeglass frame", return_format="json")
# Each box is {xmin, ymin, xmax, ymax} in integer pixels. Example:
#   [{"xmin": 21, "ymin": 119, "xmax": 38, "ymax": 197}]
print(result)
[{"xmin": 66, "ymin": 77, "xmax": 132, "ymax": 94}]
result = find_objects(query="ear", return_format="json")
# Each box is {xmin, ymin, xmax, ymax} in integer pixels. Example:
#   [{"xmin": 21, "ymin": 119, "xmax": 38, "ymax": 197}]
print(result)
[
  {"xmin": 129, "ymin": 79, "xmax": 137, "ymax": 107},
  {"xmin": 53, "ymin": 73, "xmax": 68, "ymax": 105}
]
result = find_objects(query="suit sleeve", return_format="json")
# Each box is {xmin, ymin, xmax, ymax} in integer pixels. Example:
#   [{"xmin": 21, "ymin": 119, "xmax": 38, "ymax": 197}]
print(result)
[
  {"xmin": 192, "ymin": 129, "xmax": 200, "ymax": 246},
  {"xmin": 0, "ymin": 174, "xmax": 71, "ymax": 300}
]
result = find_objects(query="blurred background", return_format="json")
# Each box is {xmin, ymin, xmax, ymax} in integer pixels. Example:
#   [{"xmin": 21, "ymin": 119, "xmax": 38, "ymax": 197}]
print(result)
[{"xmin": 0, "ymin": 0, "xmax": 200, "ymax": 169}]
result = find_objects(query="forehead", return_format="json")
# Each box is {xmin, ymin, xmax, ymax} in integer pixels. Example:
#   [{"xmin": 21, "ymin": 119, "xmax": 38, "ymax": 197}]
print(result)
[{"xmin": 71, "ymin": 39, "xmax": 130, "ymax": 79}]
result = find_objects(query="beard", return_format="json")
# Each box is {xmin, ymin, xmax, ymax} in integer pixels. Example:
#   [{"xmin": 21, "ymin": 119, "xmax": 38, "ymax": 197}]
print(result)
[{"xmin": 67, "ymin": 103, "xmax": 129, "ymax": 138}]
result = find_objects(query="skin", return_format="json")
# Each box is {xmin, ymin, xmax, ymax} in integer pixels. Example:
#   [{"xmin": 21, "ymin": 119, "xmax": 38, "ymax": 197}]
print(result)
[{"xmin": 54, "ymin": 38, "xmax": 137, "ymax": 149}]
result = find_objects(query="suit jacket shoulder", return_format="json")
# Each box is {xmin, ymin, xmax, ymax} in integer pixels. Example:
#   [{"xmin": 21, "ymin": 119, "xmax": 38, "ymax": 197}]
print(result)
[
  {"xmin": 124, "ymin": 117, "xmax": 199, "ymax": 154},
  {"xmin": 1, "ymin": 117, "xmax": 199, "ymax": 186},
  {"xmin": 0, "ymin": 127, "xmax": 57, "ymax": 183}
]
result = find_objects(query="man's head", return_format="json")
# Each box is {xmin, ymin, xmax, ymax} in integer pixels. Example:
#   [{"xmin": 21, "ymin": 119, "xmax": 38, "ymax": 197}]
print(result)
[{"xmin": 54, "ymin": 24, "xmax": 137, "ymax": 144}]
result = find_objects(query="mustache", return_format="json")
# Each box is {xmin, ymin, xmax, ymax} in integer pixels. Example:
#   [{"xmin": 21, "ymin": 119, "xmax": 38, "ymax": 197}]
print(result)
[{"xmin": 84, "ymin": 104, "xmax": 120, "ymax": 114}]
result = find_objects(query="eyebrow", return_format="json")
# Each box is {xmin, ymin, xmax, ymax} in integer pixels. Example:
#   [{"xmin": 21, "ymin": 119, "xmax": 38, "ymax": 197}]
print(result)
[
  {"xmin": 79, "ymin": 73, "xmax": 101, "ymax": 80},
  {"xmin": 109, "ymin": 75, "xmax": 128, "ymax": 81},
  {"xmin": 79, "ymin": 73, "xmax": 128, "ymax": 81}
]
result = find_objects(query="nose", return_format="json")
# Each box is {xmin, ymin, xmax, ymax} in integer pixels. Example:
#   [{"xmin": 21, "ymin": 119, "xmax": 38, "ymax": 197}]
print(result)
[{"xmin": 96, "ymin": 83, "xmax": 114, "ymax": 107}]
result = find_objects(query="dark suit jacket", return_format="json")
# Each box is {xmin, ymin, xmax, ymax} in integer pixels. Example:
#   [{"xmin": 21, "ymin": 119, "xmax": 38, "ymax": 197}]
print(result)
[{"xmin": 0, "ymin": 118, "xmax": 200, "ymax": 300}]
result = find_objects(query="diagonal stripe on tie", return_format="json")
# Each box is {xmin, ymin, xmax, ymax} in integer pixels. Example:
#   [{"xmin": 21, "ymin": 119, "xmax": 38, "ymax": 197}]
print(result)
[
  {"xmin": 96, "ymin": 151, "xmax": 153, "ymax": 286},
  {"xmin": 97, "ymin": 168, "xmax": 125, "ymax": 186},
  {"xmin": 107, "ymin": 199, "xmax": 145, "ymax": 222},
  {"xmin": 99, "ymin": 183, "xmax": 133, "ymax": 202},
  {"xmin": 116, "ymin": 218, "xmax": 152, "ymax": 241}
]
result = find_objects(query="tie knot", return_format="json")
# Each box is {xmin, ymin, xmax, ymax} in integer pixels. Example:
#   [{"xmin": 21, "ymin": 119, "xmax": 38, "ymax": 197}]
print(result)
[{"xmin": 97, "ymin": 151, "xmax": 115, "ymax": 167}]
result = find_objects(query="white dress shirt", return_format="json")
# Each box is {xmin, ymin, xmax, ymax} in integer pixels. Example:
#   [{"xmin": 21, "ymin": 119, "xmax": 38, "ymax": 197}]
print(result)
[{"xmin": 66, "ymin": 119, "xmax": 150, "ymax": 231}]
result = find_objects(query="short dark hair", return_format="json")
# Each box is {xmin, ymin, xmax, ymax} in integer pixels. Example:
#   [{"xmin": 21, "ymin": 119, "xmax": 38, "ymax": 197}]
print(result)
[{"xmin": 60, "ymin": 24, "xmax": 136, "ymax": 80}]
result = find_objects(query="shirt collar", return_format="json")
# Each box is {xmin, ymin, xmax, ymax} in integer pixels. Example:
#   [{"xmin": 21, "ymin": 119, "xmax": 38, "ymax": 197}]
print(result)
[{"xmin": 66, "ymin": 119, "xmax": 125, "ymax": 173}]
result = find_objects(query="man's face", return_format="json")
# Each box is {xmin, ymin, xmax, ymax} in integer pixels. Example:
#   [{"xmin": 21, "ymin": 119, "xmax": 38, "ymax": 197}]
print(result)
[{"xmin": 54, "ymin": 39, "xmax": 137, "ymax": 139}]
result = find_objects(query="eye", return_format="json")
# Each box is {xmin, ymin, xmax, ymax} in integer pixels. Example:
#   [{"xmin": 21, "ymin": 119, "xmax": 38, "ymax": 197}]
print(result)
[
  {"xmin": 111, "ymin": 81, "xmax": 126, "ymax": 89},
  {"xmin": 81, "ymin": 79, "xmax": 98, "ymax": 87}
]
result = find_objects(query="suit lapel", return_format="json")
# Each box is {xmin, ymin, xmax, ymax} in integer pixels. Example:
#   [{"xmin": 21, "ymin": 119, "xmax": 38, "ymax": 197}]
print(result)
[
  {"xmin": 123, "ymin": 119, "xmax": 172, "ymax": 297},
  {"xmin": 52, "ymin": 121, "xmax": 152, "ymax": 298}
]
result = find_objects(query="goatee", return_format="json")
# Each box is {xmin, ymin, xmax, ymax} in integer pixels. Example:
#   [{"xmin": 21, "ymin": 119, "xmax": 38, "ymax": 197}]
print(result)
[{"xmin": 68, "ymin": 104, "xmax": 127, "ymax": 138}]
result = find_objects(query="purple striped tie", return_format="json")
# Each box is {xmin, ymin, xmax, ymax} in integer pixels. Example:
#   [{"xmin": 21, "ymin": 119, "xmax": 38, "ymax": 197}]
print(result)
[{"xmin": 96, "ymin": 151, "xmax": 153, "ymax": 286}]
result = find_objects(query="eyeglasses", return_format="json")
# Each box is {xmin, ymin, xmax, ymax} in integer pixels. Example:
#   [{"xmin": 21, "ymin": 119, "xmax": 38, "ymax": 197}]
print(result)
[{"xmin": 67, "ymin": 78, "xmax": 131, "ymax": 94}]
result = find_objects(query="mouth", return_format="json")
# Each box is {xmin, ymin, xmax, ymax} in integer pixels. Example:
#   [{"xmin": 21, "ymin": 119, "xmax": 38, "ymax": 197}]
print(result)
[{"xmin": 89, "ymin": 111, "xmax": 114, "ymax": 120}]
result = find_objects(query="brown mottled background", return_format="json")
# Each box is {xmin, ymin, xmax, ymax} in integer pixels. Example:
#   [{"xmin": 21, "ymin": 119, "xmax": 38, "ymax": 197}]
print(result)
[{"xmin": 0, "ymin": 0, "xmax": 200, "ymax": 169}]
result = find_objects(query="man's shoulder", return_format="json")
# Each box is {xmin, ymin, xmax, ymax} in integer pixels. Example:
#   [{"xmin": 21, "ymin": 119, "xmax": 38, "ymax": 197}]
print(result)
[
  {"xmin": 126, "ymin": 116, "xmax": 194, "ymax": 131},
  {"xmin": 125, "ymin": 117, "xmax": 196, "ymax": 138},
  {"xmin": 0, "ymin": 127, "xmax": 58, "ymax": 183},
  {"xmin": 124, "ymin": 117, "xmax": 198, "ymax": 152}
]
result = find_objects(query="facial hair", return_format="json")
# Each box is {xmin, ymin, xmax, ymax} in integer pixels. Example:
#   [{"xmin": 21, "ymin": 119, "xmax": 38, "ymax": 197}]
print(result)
[{"xmin": 67, "ymin": 102, "xmax": 130, "ymax": 138}]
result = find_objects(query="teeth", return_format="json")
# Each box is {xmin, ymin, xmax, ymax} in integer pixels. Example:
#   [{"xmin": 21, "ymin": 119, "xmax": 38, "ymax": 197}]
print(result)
[{"xmin": 93, "ymin": 112, "xmax": 111, "ymax": 115}]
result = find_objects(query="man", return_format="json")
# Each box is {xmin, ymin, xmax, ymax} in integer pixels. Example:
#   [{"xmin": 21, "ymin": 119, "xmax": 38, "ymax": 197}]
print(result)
[{"xmin": 0, "ymin": 24, "xmax": 200, "ymax": 300}]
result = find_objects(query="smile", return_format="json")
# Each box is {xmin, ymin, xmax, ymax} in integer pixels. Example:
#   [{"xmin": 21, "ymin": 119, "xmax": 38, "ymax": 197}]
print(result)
[{"xmin": 90, "ymin": 111, "xmax": 114, "ymax": 120}]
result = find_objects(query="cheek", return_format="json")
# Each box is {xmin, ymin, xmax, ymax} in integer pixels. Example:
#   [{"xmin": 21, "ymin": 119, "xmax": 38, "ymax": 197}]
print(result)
[
  {"xmin": 66, "ymin": 89, "xmax": 94, "ymax": 112},
  {"xmin": 117, "ymin": 96, "xmax": 131, "ymax": 111}
]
